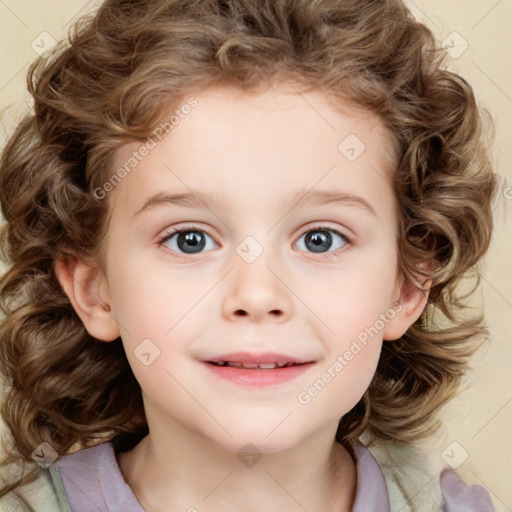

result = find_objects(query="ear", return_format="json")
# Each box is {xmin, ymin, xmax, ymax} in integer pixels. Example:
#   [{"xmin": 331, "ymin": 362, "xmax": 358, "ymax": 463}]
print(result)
[
  {"xmin": 382, "ymin": 268, "xmax": 432, "ymax": 341},
  {"xmin": 54, "ymin": 251, "xmax": 120, "ymax": 342}
]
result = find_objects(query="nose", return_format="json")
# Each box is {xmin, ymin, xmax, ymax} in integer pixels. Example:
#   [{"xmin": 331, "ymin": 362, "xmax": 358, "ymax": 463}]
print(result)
[{"xmin": 221, "ymin": 252, "xmax": 293, "ymax": 323}]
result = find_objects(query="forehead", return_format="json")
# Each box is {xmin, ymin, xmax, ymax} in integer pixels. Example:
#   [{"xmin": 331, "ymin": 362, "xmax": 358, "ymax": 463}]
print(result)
[{"xmin": 106, "ymin": 83, "xmax": 397, "ymax": 218}]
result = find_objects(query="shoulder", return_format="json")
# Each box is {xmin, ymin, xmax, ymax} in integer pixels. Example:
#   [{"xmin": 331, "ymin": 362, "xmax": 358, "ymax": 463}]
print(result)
[
  {"xmin": 56, "ymin": 440, "xmax": 145, "ymax": 511},
  {"xmin": 57, "ymin": 439, "xmax": 114, "ymax": 471},
  {"xmin": 54, "ymin": 441, "xmax": 115, "ymax": 511},
  {"xmin": 0, "ymin": 442, "xmax": 113, "ymax": 512},
  {"xmin": 360, "ymin": 437, "xmax": 495, "ymax": 512},
  {"xmin": 440, "ymin": 468, "xmax": 495, "ymax": 512}
]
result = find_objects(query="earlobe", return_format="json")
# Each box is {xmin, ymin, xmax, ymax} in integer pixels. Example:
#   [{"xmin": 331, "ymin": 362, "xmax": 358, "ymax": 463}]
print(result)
[
  {"xmin": 54, "ymin": 251, "xmax": 120, "ymax": 342},
  {"xmin": 383, "ymin": 271, "xmax": 431, "ymax": 341}
]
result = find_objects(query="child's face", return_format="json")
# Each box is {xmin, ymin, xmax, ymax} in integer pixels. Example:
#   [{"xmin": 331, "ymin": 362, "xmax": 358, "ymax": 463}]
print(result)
[{"xmin": 80, "ymin": 83, "xmax": 422, "ymax": 452}]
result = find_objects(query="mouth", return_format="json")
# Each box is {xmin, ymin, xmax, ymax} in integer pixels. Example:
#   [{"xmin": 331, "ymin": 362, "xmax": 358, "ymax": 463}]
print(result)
[
  {"xmin": 202, "ymin": 351, "xmax": 314, "ymax": 368},
  {"xmin": 206, "ymin": 361, "xmax": 305, "ymax": 369},
  {"xmin": 201, "ymin": 351, "xmax": 315, "ymax": 387}
]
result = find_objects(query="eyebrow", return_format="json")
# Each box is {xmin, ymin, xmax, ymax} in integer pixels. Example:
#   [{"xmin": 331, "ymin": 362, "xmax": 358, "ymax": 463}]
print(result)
[{"xmin": 132, "ymin": 187, "xmax": 377, "ymax": 218}]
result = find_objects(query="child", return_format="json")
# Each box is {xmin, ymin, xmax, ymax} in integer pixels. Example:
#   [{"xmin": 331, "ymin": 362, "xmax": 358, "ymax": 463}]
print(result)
[{"xmin": 0, "ymin": 0, "xmax": 499, "ymax": 510}]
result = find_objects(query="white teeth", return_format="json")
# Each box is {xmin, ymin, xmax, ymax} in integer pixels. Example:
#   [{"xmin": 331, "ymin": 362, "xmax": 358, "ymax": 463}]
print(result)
[
  {"xmin": 240, "ymin": 362, "xmax": 259, "ymax": 369},
  {"xmin": 211, "ymin": 361, "xmax": 298, "ymax": 369},
  {"xmin": 258, "ymin": 363, "xmax": 278, "ymax": 369}
]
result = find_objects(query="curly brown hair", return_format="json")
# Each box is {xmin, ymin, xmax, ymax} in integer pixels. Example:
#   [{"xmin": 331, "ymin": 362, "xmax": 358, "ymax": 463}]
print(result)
[{"xmin": 0, "ymin": 0, "xmax": 498, "ymax": 494}]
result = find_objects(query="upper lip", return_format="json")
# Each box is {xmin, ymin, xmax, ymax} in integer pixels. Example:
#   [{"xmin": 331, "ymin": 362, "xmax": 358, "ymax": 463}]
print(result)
[{"xmin": 203, "ymin": 351, "xmax": 314, "ymax": 365}]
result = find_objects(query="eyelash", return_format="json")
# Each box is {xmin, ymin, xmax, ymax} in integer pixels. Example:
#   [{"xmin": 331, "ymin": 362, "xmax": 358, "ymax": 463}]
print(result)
[{"xmin": 157, "ymin": 223, "xmax": 352, "ymax": 262}]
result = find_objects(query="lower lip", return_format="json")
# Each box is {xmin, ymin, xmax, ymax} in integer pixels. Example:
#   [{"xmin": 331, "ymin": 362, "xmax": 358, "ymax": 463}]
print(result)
[{"xmin": 201, "ymin": 362, "xmax": 315, "ymax": 387}]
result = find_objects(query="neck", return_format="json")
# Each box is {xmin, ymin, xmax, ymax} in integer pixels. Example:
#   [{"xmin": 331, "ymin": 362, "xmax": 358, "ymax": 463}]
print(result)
[{"xmin": 117, "ymin": 420, "xmax": 356, "ymax": 512}]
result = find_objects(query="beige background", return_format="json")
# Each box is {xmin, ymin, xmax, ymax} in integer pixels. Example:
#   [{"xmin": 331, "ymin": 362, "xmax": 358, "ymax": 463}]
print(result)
[{"xmin": 0, "ymin": 0, "xmax": 511, "ymax": 509}]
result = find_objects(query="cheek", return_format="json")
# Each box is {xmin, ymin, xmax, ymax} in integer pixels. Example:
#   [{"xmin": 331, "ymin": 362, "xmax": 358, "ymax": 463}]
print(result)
[
  {"xmin": 296, "ymin": 251, "xmax": 396, "ymax": 408},
  {"xmin": 108, "ymin": 259, "xmax": 206, "ymax": 340},
  {"xmin": 306, "ymin": 253, "xmax": 398, "ymax": 340},
  {"xmin": 297, "ymin": 282, "xmax": 389, "ymax": 420},
  {"xmin": 296, "ymin": 343, "xmax": 381, "ymax": 428},
  {"xmin": 106, "ymin": 261, "xmax": 214, "ymax": 389}
]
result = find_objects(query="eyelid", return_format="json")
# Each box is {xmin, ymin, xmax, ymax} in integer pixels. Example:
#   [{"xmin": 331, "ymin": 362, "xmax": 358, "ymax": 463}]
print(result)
[
  {"xmin": 157, "ymin": 222, "xmax": 354, "ymax": 265},
  {"xmin": 157, "ymin": 224, "xmax": 216, "ymax": 245},
  {"xmin": 299, "ymin": 222, "xmax": 353, "ymax": 242},
  {"xmin": 158, "ymin": 222, "xmax": 353, "ymax": 244}
]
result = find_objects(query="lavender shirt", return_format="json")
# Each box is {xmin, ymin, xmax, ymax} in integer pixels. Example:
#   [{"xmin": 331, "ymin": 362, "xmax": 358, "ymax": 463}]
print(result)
[{"xmin": 55, "ymin": 441, "xmax": 494, "ymax": 511}]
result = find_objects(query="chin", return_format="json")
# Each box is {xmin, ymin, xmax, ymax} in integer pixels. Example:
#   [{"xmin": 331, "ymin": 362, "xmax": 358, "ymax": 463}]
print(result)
[{"xmin": 210, "ymin": 418, "xmax": 312, "ymax": 455}]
